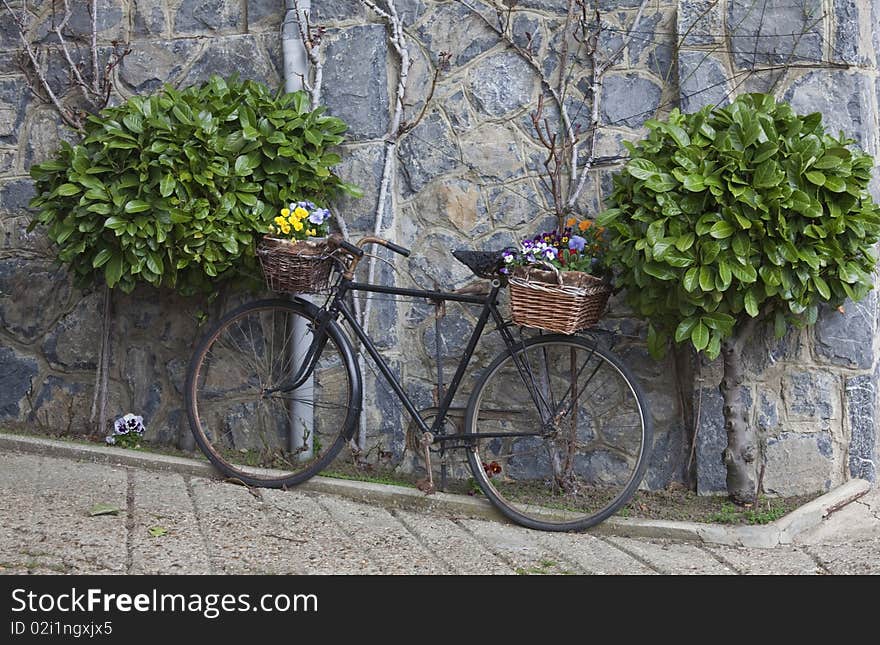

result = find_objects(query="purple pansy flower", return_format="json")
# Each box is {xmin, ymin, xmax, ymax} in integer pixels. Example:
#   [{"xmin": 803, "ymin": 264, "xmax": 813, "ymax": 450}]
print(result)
[
  {"xmin": 308, "ymin": 208, "xmax": 331, "ymax": 225},
  {"xmin": 568, "ymin": 235, "xmax": 587, "ymax": 252}
]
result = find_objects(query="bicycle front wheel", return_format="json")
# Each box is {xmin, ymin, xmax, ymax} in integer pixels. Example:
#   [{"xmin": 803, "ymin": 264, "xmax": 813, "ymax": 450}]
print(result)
[
  {"xmin": 464, "ymin": 335, "xmax": 652, "ymax": 531},
  {"xmin": 185, "ymin": 298, "xmax": 360, "ymax": 488}
]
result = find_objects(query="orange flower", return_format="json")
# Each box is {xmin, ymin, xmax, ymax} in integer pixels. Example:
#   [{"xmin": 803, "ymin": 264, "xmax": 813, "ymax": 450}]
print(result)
[
  {"xmin": 566, "ymin": 217, "xmax": 576, "ymax": 227},
  {"xmin": 579, "ymin": 220, "xmax": 592, "ymax": 231}
]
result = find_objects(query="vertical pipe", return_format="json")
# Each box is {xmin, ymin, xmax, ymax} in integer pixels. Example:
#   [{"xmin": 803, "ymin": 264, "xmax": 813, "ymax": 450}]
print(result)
[{"xmin": 283, "ymin": 1, "xmax": 314, "ymax": 459}]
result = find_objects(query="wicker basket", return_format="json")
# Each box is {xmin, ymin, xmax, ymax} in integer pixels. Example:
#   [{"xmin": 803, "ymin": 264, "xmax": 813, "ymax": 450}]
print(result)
[
  {"xmin": 509, "ymin": 265, "xmax": 611, "ymax": 334},
  {"xmin": 257, "ymin": 236, "xmax": 334, "ymax": 294}
]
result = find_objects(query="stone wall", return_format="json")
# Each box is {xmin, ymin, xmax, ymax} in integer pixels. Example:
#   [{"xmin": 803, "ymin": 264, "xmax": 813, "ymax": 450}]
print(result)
[{"xmin": 1, "ymin": 0, "xmax": 878, "ymax": 496}]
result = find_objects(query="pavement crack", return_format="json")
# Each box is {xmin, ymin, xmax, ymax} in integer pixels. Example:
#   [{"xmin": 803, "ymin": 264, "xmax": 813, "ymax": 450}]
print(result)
[
  {"xmin": 389, "ymin": 510, "xmax": 455, "ymax": 573},
  {"xmin": 798, "ymin": 546, "xmax": 831, "ymax": 575},
  {"xmin": 695, "ymin": 545, "xmax": 741, "ymax": 575},
  {"xmin": 308, "ymin": 492, "xmax": 390, "ymax": 574},
  {"xmin": 451, "ymin": 520, "xmax": 519, "ymax": 573},
  {"xmin": 595, "ymin": 536, "xmax": 665, "ymax": 574},
  {"xmin": 854, "ymin": 499, "xmax": 880, "ymax": 521},
  {"xmin": 125, "ymin": 469, "xmax": 135, "ymax": 575},
  {"xmin": 184, "ymin": 476, "xmax": 217, "ymax": 574}
]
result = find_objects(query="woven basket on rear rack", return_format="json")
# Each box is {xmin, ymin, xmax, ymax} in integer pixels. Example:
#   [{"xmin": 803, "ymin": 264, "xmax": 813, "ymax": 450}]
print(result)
[
  {"xmin": 509, "ymin": 265, "xmax": 611, "ymax": 335},
  {"xmin": 257, "ymin": 236, "xmax": 334, "ymax": 294}
]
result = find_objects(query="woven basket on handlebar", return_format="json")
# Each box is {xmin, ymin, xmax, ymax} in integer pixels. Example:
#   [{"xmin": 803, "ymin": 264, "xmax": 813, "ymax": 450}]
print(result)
[
  {"xmin": 257, "ymin": 236, "xmax": 334, "ymax": 294},
  {"xmin": 509, "ymin": 265, "xmax": 611, "ymax": 335}
]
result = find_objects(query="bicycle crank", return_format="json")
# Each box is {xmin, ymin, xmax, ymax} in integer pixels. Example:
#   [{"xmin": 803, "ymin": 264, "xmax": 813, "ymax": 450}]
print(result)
[{"xmin": 415, "ymin": 432, "xmax": 436, "ymax": 495}]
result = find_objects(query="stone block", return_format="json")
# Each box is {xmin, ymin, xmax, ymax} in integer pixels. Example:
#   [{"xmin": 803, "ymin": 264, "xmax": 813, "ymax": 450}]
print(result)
[
  {"xmin": 678, "ymin": 0, "xmax": 725, "ymax": 46},
  {"xmin": 467, "ymin": 51, "xmax": 535, "ymax": 118},
  {"xmin": 695, "ymin": 386, "xmax": 726, "ymax": 495},
  {"xmin": 415, "ymin": 1, "xmax": 497, "ymax": 68},
  {"xmin": 0, "ymin": 78, "xmax": 30, "ymax": 147},
  {"xmin": 763, "ymin": 432, "xmax": 833, "ymax": 496},
  {"xmin": 174, "ymin": 0, "xmax": 243, "ymax": 34},
  {"xmin": 644, "ymin": 420, "xmax": 687, "ymax": 489},
  {"xmin": 727, "ymin": 0, "xmax": 824, "ymax": 68},
  {"xmin": 246, "ymin": 0, "xmax": 284, "ymax": 31},
  {"xmin": 783, "ymin": 70, "xmax": 871, "ymax": 147},
  {"xmin": 24, "ymin": 108, "xmax": 79, "ymax": 168},
  {"xmin": 0, "ymin": 178, "xmax": 35, "ymax": 215},
  {"xmin": 397, "ymin": 110, "xmax": 457, "ymax": 195},
  {"xmin": 321, "ymin": 25, "xmax": 389, "ymax": 141},
  {"xmin": 329, "ymin": 142, "xmax": 384, "ymax": 232},
  {"xmin": 132, "ymin": 0, "xmax": 167, "ymax": 38},
  {"xmin": 831, "ymin": 0, "xmax": 864, "ymax": 65},
  {"xmin": 28, "ymin": 375, "xmax": 128, "ymax": 437},
  {"xmin": 179, "ymin": 35, "xmax": 279, "ymax": 89},
  {"xmin": 41, "ymin": 291, "xmax": 103, "ymax": 370},
  {"xmin": 813, "ymin": 296, "xmax": 875, "ymax": 370},
  {"xmin": 120, "ymin": 39, "xmax": 200, "ymax": 94},
  {"xmin": 0, "ymin": 346, "xmax": 38, "ymax": 420},
  {"xmin": 678, "ymin": 50, "xmax": 730, "ymax": 112},
  {"xmin": 123, "ymin": 345, "xmax": 163, "ymax": 424},
  {"xmin": 782, "ymin": 370, "xmax": 840, "ymax": 428},
  {"xmin": 757, "ymin": 388, "xmax": 780, "ymax": 433},
  {"xmin": 457, "ymin": 122, "xmax": 525, "ymax": 183},
  {"xmin": 600, "ymin": 73, "xmax": 661, "ymax": 128},
  {"xmin": 845, "ymin": 375, "xmax": 875, "ymax": 482},
  {"xmin": 0, "ymin": 257, "xmax": 72, "ymax": 343},
  {"xmin": 313, "ymin": 0, "xmax": 367, "ymax": 22}
]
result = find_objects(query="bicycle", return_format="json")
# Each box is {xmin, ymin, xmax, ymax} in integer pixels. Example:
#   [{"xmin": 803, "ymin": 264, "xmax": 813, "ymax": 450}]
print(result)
[{"xmin": 185, "ymin": 235, "xmax": 653, "ymax": 532}]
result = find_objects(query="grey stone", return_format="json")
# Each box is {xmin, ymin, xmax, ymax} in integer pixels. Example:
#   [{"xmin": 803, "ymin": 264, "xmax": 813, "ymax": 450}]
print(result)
[
  {"xmin": 35, "ymin": 0, "xmax": 125, "ymax": 41},
  {"xmin": 0, "ymin": 178, "xmax": 35, "ymax": 214},
  {"xmin": 784, "ymin": 71, "xmax": 871, "ymax": 147},
  {"xmin": 763, "ymin": 432, "xmax": 834, "ymax": 496},
  {"xmin": 783, "ymin": 370, "xmax": 840, "ymax": 427},
  {"xmin": 600, "ymin": 74, "xmax": 661, "ymax": 128},
  {"xmin": 0, "ymin": 257, "xmax": 72, "ymax": 343},
  {"xmin": 467, "ymin": 51, "xmax": 535, "ymax": 118},
  {"xmin": 727, "ymin": 0, "xmax": 824, "ymax": 68},
  {"xmin": 397, "ymin": 110, "xmax": 457, "ymax": 195},
  {"xmin": 120, "ymin": 39, "xmax": 200, "ymax": 94},
  {"xmin": 695, "ymin": 386, "xmax": 726, "ymax": 495},
  {"xmin": 321, "ymin": 25, "xmax": 389, "ymax": 141},
  {"xmin": 443, "ymin": 89, "xmax": 474, "ymax": 131},
  {"xmin": 392, "ymin": 0, "xmax": 426, "ymax": 24},
  {"xmin": 28, "ymin": 375, "xmax": 126, "ymax": 437},
  {"xmin": 517, "ymin": 0, "xmax": 571, "ymax": 9},
  {"xmin": 24, "ymin": 109, "xmax": 79, "ymax": 169},
  {"xmin": 132, "ymin": 0, "xmax": 167, "ymax": 38},
  {"xmin": 0, "ymin": 346, "xmax": 38, "ymax": 420},
  {"xmin": 0, "ymin": 7, "xmax": 23, "ymax": 50},
  {"xmin": 0, "ymin": 147, "xmax": 14, "ymax": 174},
  {"xmin": 175, "ymin": 0, "xmax": 243, "ymax": 34},
  {"xmin": 511, "ymin": 12, "xmax": 542, "ymax": 54},
  {"xmin": 832, "ymin": 0, "xmax": 863, "ymax": 64},
  {"xmin": 0, "ymin": 78, "xmax": 30, "ymax": 146},
  {"xmin": 313, "ymin": 0, "xmax": 367, "ymax": 22},
  {"xmin": 246, "ymin": 0, "xmax": 284, "ymax": 31},
  {"xmin": 644, "ymin": 421, "xmax": 687, "ymax": 489},
  {"xmin": 475, "ymin": 182, "xmax": 539, "ymax": 232},
  {"xmin": 41, "ymin": 292, "xmax": 102, "ymax": 370},
  {"xmin": 627, "ymin": 12, "xmax": 663, "ymax": 64},
  {"xmin": 415, "ymin": 2, "xmax": 497, "ymax": 68},
  {"xmin": 678, "ymin": 0, "xmax": 725, "ymax": 46},
  {"xmin": 123, "ymin": 346, "xmax": 163, "ymax": 424},
  {"xmin": 457, "ymin": 122, "xmax": 524, "ymax": 182},
  {"xmin": 409, "ymin": 178, "xmax": 482, "ymax": 235},
  {"xmin": 846, "ymin": 375, "xmax": 875, "ymax": 482},
  {"xmin": 422, "ymin": 309, "xmax": 474, "ymax": 359},
  {"xmin": 179, "ymin": 35, "xmax": 279, "ymax": 88},
  {"xmin": 757, "ymin": 389, "xmax": 780, "ymax": 433},
  {"xmin": 678, "ymin": 50, "xmax": 730, "ymax": 112},
  {"xmin": 813, "ymin": 296, "xmax": 875, "ymax": 370},
  {"xmin": 329, "ymin": 143, "xmax": 385, "ymax": 232}
]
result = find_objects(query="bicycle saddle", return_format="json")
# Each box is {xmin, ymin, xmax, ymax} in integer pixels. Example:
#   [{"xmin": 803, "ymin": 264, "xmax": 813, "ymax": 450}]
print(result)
[{"xmin": 452, "ymin": 249, "xmax": 508, "ymax": 279}]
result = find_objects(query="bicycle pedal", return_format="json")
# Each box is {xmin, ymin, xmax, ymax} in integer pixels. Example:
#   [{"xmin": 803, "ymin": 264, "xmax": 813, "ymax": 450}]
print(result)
[{"xmin": 415, "ymin": 477, "xmax": 436, "ymax": 495}]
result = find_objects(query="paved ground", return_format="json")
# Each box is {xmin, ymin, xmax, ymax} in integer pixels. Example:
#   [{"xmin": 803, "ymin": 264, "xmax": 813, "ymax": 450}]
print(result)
[{"xmin": 0, "ymin": 450, "xmax": 877, "ymax": 575}]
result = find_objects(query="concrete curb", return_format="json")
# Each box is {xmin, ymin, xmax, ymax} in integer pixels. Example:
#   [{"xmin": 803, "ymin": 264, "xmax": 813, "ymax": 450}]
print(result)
[{"xmin": 0, "ymin": 432, "xmax": 869, "ymax": 548}]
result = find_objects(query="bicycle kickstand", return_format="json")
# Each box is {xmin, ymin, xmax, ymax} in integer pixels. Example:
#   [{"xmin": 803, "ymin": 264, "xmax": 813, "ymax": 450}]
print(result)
[{"xmin": 416, "ymin": 431, "xmax": 436, "ymax": 495}]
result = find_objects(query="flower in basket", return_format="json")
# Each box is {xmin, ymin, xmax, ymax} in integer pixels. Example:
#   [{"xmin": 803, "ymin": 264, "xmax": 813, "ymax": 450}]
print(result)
[
  {"xmin": 502, "ymin": 216, "xmax": 609, "ymax": 278},
  {"xmin": 268, "ymin": 200, "xmax": 332, "ymax": 242}
]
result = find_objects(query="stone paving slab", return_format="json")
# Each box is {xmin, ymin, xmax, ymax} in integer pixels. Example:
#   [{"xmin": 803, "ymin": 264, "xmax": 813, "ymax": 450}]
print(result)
[
  {"xmin": 0, "ymin": 452, "xmax": 127, "ymax": 575},
  {"xmin": 392, "ymin": 510, "xmax": 515, "ymax": 574},
  {"xmin": 312, "ymin": 494, "xmax": 450, "ymax": 574},
  {"xmin": 604, "ymin": 537, "xmax": 736, "ymax": 575},
  {"xmin": 535, "ymin": 532, "xmax": 657, "ymax": 575},
  {"xmin": 703, "ymin": 544, "xmax": 821, "ymax": 575},
  {"xmin": 803, "ymin": 538, "xmax": 880, "ymax": 575},
  {"xmin": 129, "ymin": 470, "xmax": 211, "ymax": 575}
]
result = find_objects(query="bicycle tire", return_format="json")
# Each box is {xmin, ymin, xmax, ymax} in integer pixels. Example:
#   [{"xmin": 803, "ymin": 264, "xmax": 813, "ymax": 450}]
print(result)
[
  {"xmin": 464, "ymin": 334, "xmax": 653, "ymax": 531},
  {"xmin": 185, "ymin": 298, "xmax": 361, "ymax": 488}
]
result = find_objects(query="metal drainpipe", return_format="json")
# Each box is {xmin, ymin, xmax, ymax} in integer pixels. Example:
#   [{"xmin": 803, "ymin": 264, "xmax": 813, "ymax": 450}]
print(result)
[{"xmin": 282, "ymin": 0, "xmax": 315, "ymax": 459}]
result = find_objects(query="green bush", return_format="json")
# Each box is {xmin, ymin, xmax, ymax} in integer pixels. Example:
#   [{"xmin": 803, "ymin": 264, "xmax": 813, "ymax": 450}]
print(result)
[
  {"xmin": 29, "ymin": 75, "xmax": 359, "ymax": 295},
  {"xmin": 597, "ymin": 93, "xmax": 880, "ymax": 360}
]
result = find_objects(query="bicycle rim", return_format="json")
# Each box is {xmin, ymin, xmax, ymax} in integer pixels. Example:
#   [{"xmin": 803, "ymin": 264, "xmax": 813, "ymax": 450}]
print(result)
[
  {"xmin": 187, "ymin": 300, "xmax": 356, "ymax": 487},
  {"xmin": 465, "ymin": 336, "xmax": 652, "ymax": 531}
]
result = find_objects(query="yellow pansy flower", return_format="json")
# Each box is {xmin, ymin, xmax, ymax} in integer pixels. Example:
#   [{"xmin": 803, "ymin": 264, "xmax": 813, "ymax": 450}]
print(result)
[
  {"xmin": 274, "ymin": 216, "xmax": 286, "ymax": 226},
  {"xmin": 307, "ymin": 228, "xmax": 316, "ymax": 236},
  {"xmin": 280, "ymin": 223, "xmax": 291, "ymax": 234},
  {"xmin": 288, "ymin": 215, "xmax": 297, "ymax": 225},
  {"xmin": 293, "ymin": 207, "xmax": 309, "ymax": 220},
  {"xmin": 293, "ymin": 220, "xmax": 304, "ymax": 231},
  {"xmin": 281, "ymin": 208, "xmax": 290, "ymax": 217}
]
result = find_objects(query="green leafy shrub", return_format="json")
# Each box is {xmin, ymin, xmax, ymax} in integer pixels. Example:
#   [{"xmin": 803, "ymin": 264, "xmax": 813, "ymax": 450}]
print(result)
[
  {"xmin": 29, "ymin": 75, "xmax": 360, "ymax": 295},
  {"xmin": 598, "ymin": 93, "xmax": 880, "ymax": 360}
]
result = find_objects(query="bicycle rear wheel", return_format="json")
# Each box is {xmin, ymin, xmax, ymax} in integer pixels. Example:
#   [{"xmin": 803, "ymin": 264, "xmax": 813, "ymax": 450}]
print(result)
[
  {"xmin": 464, "ymin": 334, "xmax": 652, "ymax": 531},
  {"xmin": 185, "ymin": 298, "xmax": 360, "ymax": 488}
]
